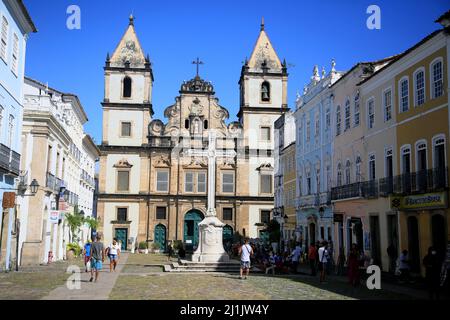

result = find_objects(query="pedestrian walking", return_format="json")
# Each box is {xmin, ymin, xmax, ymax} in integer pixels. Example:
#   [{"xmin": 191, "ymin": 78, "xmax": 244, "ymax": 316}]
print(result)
[
  {"xmin": 82, "ymin": 240, "xmax": 92, "ymax": 272},
  {"xmin": 423, "ymin": 246, "xmax": 442, "ymax": 300},
  {"xmin": 318, "ymin": 241, "xmax": 329, "ymax": 283},
  {"xmin": 291, "ymin": 243, "xmax": 302, "ymax": 274},
  {"xmin": 398, "ymin": 249, "xmax": 412, "ymax": 284},
  {"xmin": 106, "ymin": 238, "xmax": 121, "ymax": 272},
  {"xmin": 167, "ymin": 241, "xmax": 174, "ymax": 261},
  {"xmin": 308, "ymin": 243, "xmax": 318, "ymax": 276},
  {"xmin": 239, "ymin": 238, "xmax": 253, "ymax": 279},
  {"xmin": 89, "ymin": 234, "xmax": 105, "ymax": 282},
  {"xmin": 348, "ymin": 243, "xmax": 360, "ymax": 287}
]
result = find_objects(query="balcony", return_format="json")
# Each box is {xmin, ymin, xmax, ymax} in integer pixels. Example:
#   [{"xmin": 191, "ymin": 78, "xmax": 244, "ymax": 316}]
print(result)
[
  {"xmin": 332, "ymin": 167, "xmax": 448, "ymax": 201},
  {"xmin": 393, "ymin": 167, "xmax": 448, "ymax": 195},
  {"xmin": 362, "ymin": 180, "xmax": 379, "ymax": 198},
  {"xmin": 318, "ymin": 192, "xmax": 332, "ymax": 205},
  {"xmin": 298, "ymin": 194, "xmax": 319, "ymax": 208},
  {"xmin": 10, "ymin": 151, "xmax": 20, "ymax": 176},
  {"xmin": 0, "ymin": 144, "xmax": 10, "ymax": 172},
  {"xmin": 46, "ymin": 172, "xmax": 66, "ymax": 193},
  {"xmin": 331, "ymin": 182, "xmax": 365, "ymax": 201}
]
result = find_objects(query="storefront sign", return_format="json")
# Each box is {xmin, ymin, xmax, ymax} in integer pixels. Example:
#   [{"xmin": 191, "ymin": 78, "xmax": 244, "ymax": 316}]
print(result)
[
  {"xmin": 49, "ymin": 210, "xmax": 60, "ymax": 224},
  {"xmin": 390, "ymin": 192, "xmax": 448, "ymax": 211}
]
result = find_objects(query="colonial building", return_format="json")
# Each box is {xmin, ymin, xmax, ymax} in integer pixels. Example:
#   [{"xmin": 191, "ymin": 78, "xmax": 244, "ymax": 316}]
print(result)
[
  {"xmin": 330, "ymin": 58, "xmax": 395, "ymax": 268},
  {"xmin": 364, "ymin": 22, "xmax": 448, "ymax": 276},
  {"xmin": 0, "ymin": 0, "xmax": 36, "ymax": 270},
  {"xmin": 97, "ymin": 17, "xmax": 288, "ymax": 251},
  {"xmin": 18, "ymin": 77, "xmax": 99, "ymax": 265},
  {"xmin": 274, "ymin": 111, "xmax": 296, "ymax": 248},
  {"xmin": 329, "ymin": 14, "xmax": 450, "ymax": 275},
  {"xmin": 295, "ymin": 61, "xmax": 343, "ymax": 251}
]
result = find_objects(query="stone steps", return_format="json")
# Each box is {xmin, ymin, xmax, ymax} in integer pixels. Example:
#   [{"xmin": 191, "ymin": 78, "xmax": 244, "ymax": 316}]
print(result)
[{"xmin": 164, "ymin": 259, "xmax": 261, "ymax": 273}]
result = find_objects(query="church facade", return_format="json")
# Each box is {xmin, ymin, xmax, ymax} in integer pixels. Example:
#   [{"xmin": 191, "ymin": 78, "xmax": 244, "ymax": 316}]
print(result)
[{"xmin": 97, "ymin": 16, "xmax": 289, "ymax": 251}]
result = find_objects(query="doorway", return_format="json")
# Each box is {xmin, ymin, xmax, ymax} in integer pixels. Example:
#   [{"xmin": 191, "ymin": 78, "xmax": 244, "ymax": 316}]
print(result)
[
  {"xmin": 154, "ymin": 224, "xmax": 167, "ymax": 251},
  {"xmin": 309, "ymin": 223, "xmax": 316, "ymax": 245},
  {"xmin": 431, "ymin": 214, "xmax": 446, "ymax": 260},
  {"xmin": 114, "ymin": 228, "xmax": 128, "ymax": 251},
  {"xmin": 370, "ymin": 216, "xmax": 382, "ymax": 266},
  {"xmin": 184, "ymin": 210, "xmax": 204, "ymax": 252},
  {"xmin": 407, "ymin": 216, "xmax": 420, "ymax": 273}
]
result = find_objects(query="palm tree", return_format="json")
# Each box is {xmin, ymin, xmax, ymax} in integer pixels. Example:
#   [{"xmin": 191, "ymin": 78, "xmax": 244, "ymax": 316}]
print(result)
[
  {"xmin": 65, "ymin": 206, "xmax": 83, "ymax": 243},
  {"xmin": 84, "ymin": 216, "xmax": 100, "ymax": 240}
]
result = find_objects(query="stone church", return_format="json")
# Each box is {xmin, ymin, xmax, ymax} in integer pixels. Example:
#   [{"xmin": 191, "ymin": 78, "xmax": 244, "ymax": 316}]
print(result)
[{"xmin": 97, "ymin": 16, "xmax": 289, "ymax": 251}]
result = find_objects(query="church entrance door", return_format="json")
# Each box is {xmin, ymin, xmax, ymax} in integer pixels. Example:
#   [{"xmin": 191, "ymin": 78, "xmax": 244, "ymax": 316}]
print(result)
[
  {"xmin": 154, "ymin": 224, "xmax": 166, "ymax": 252},
  {"xmin": 184, "ymin": 210, "xmax": 204, "ymax": 252}
]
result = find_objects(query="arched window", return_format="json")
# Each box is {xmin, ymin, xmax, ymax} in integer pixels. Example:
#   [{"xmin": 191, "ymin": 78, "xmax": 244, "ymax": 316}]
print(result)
[
  {"xmin": 204, "ymin": 119, "xmax": 208, "ymax": 129},
  {"xmin": 261, "ymin": 81, "xmax": 270, "ymax": 102},
  {"xmin": 355, "ymin": 156, "xmax": 362, "ymax": 182},
  {"xmin": 345, "ymin": 160, "xmax": 351, "ymax": 185},
  {"xmin": 336, "ymin": 106, "xmax": 341, "ymax": 136},
  {"xmin": 185, "ymin": 119, "xmax": 189, "ymax": 129},
  {"xmin": 123, "ymin": 76, "xmax": 132, "ymax": 98},
  {"xmin": 344, "ymin": 100, "xmax": 351, "ymax": 131},
  {"xmin": 414, "ymin": 68, "xmax": 425, "ymax": 106},
  {"xmin": 337, "ymin": 163, "xmax": 342, "ymax": 187},
  {"xmin": 431, "ymin": 59, "xmax": 443, "ymax": 99}
]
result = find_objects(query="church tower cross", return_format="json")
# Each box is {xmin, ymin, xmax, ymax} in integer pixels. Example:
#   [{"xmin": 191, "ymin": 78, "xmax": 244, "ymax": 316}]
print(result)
[{"xmin": 192, "ymin": 57, "xmax": 204, "ymax": 77}]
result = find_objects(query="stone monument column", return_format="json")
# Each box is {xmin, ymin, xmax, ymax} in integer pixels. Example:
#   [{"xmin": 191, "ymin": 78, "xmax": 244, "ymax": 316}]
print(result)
[{"xmin": 191, "ymin": 131, "xmax": 230, "ymax": 263}]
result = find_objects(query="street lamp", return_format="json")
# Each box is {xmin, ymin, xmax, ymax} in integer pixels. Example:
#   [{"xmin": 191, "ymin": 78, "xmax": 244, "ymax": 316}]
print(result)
[{"xmin": 29, "ymin": 179, "xmax": 39, "ymax": 195}]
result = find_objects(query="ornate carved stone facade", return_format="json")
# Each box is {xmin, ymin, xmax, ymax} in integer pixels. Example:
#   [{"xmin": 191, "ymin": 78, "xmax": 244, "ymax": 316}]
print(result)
[{"xmin": 97, "ymin": 17, "xmax": 288, "ymax": 250}]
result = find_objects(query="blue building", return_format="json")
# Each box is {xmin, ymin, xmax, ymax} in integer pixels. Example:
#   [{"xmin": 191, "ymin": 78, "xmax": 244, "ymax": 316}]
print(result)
[
  {"xmin": 0, "ymin": 0, "xmax": 36, "ymax": 269},
  {"xmin": 294, "ymin": 62, "xmax": 343, "ymax": 251}
]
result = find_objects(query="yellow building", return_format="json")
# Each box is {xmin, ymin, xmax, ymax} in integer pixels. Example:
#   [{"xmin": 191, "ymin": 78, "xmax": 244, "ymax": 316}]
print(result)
[{"xmin": 358, "ymin": 17, "xmax": 449, "ymax": 276}]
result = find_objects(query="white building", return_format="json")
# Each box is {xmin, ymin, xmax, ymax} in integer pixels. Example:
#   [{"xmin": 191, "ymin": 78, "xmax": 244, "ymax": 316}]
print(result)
[{"xmin": 17, "ymin": 77, "xmax": 99, "ymax": 265}]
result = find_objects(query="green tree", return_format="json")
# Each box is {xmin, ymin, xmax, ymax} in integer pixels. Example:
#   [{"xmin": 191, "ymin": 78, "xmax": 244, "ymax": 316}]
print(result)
[
  {"xmin": 83, "ymin": 216, "xmax": 100, "ymax": 240},
  {"xmin": 65, "ymin": 206, "xmax": 83, "ymax": 243}
]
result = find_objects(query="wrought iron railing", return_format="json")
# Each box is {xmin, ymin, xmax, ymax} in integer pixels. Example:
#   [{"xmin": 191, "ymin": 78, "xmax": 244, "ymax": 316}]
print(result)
[
  {"xmin": 393, "ymin": 167, "xmax": 448, "ymax": 195},
  {"xmin": 331, "ymin": 182, "xmax": 365, "ymax": 201},
  {"xmin": 9, "ymin": 151, "xmax": 20, "ymax": 176},
  {"xmin": 0, "ymin": 144, "xmax": 10, "ymax": 171},
  {"xmin": 333, "ymin": 167, "xmax": 448, "ymax": 201}
]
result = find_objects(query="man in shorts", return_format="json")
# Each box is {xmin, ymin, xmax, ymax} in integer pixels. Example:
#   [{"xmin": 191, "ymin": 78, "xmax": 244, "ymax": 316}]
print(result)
[
  {"xmin": 238, "ymin": 238, "xmax": 253, "ymax": 279},
  {"xmin": 90, "ymin": 234, "xmax": 105, "ymax": 282}
]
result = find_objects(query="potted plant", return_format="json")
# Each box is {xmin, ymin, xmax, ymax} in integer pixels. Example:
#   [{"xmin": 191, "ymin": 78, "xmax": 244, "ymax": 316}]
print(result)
[
  {"xmin": 138, "ymin": 241, "xmax": 148, "ymax": 254},
  {"xmin": 66, "ymin": 242, "xmax": 82, "ymax": 260},
  {"xmin": 172, "ymin": 240, "xmax": 183, "ymax": 254},
  {"xmin": 151, "ymin": 242, "xmax": 161, "ymax": 253}
]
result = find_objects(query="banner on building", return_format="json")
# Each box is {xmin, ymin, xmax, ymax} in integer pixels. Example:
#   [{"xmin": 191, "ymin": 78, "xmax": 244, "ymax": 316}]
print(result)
[
  {"xmin": 390, "ymin": 192, "xmax": 448, "ymax": 211},
  {"xmin": 49, "ymin": 210, "xmax": 60, "ymax": 224},
  {"xmin": 2, "ymin": 192, "xmax": 16, "ymax": 209}
]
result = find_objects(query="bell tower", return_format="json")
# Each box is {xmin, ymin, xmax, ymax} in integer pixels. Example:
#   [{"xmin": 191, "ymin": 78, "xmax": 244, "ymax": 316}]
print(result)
[
  {"xmin": 102, "ymin": 14, "xmax": 154, "ymax": 147},
  {"xmin": 238, "ymin": 17, "xmax": 289, "ymax": 149}
]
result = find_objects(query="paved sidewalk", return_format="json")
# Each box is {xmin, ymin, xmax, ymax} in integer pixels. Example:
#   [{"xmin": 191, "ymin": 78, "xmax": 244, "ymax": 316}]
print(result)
[
  {"xmin": 42, "ymin": 253, "xmax": 129, "ymax": 300},
  {"xmin": 295, "ymin": 264, "xmax": 441, "ymax": 300}
]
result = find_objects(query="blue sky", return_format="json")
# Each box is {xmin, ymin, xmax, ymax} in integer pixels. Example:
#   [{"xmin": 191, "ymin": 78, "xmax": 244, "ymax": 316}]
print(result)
[{"xmin": 23, "ymin": 0, "xmax": 448, "ymax": 144}]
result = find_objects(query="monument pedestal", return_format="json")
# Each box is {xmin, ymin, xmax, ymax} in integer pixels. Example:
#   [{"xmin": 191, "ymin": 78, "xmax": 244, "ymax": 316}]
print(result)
[{"xmin": 191, "ymin": 215, "xmax": 230, "ymax": 263}]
